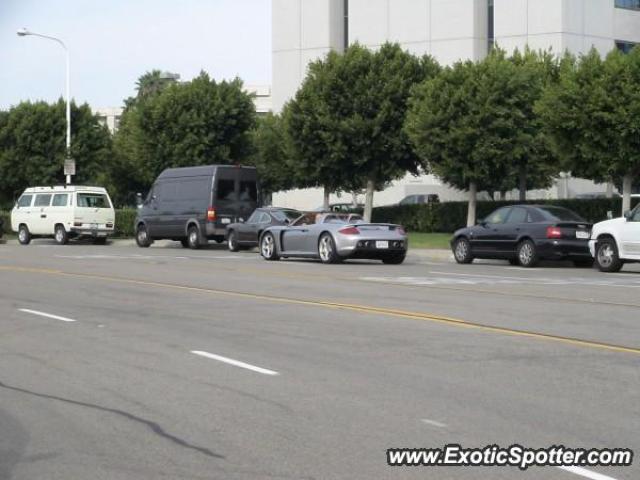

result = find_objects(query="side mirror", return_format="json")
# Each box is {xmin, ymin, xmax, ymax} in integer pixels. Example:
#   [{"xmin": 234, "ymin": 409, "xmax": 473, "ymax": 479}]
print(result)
[
  {"xmin": 606, "ymin": 210, "xmax": 613, "ymax": 220},
  {"xmin": 135, "ymin": 192, "xmax": 143, "ymax": 208},
  {"xmin": 624, "ymin": 210, "xmax": 632, "ymax": 220},
  {"xmin": 239, "ymin": 218, "xmax": 245, "ymax": 223},
  {"xmin": 477, "ymin": 218, "xmax": 486, "ymax": 227}
]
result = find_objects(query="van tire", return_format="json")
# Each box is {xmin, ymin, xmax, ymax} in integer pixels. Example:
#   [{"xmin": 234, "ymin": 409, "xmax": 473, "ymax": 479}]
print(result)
[
  {"xmin": 187, "ymin": 226, "xmax": 201, "ymax": 249},
  {"xmin": 54, "ymin": 225, "xmax": 68, "ymax": 245},
  {"xmin": 18, "ymin": 225, "xmax": 31, "ymax": 245},
  {"xmin": 136, "ymin": 224, "xmax": 151, "ymax": 248}
]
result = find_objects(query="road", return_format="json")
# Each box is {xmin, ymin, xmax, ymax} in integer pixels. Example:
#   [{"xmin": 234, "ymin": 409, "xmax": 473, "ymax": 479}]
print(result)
[{"xmin": 0, "ymin": 240, "xmax": 638, "ymax": 480}]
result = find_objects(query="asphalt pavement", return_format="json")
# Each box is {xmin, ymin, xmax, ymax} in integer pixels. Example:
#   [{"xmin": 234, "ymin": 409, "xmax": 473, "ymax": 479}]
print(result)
[{"xmin": 0, "ymin": 239, "xmax": 638, "ymax": 480}]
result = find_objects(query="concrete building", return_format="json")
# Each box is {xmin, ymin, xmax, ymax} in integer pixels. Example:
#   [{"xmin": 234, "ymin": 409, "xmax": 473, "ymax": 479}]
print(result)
[
  {"xmin": 271, "ymin": 0, "xmax": 640, "ymax": 209},
  {"xmin": 95, "ymin": 107, "xmax": 123, "ymax": 134}
]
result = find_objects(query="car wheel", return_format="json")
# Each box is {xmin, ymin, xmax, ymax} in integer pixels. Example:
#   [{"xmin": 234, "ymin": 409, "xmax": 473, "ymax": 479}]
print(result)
[
  {"xmin": 318, "ymin": 233, "xmax": 341, "ymax": 264},
  {"xmin": 187, "ymin": 226, "xmax": 201, "ymax": 250},
  {"xmin": 517, "ymin": 239, "xmax": 538, "ymax": 268},
  {"xmin": 54, "ymin": 225, "xmax": 68, "ymax": 245},
  {"xmin": 382, "ymin": 253, "xmax": 406, "ymax": 265},
  {"xmin": 453, "ymin": 237, "xmax": 473, "ymax": 264},
  {"xmin": 573, "ymin": 259, "xmax": 594, "ymax": 268},
  {"xmin": 595, "ymin": 238, "xmax": 623, "ymax": 273},
  {"xmin": 136, "ymin": 224, "xmax": 151, "ymax": 248},
  {"xmin": 260, "ymin": 232, "xmax": 279, "ymax": 261},
  {"xmin": 227, "ymin": 230, "xmax": 240, "ymax": 252},
  {"xmin": 18, "ymin": 225, "xmax": 31, "ymax": 245}
]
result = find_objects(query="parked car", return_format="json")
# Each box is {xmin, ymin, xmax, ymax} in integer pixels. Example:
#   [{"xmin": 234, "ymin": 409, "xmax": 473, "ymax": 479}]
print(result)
[
  {"xmin": 398, "ymin": 194, "xmax": 439, "ymax": 205},
  {"xmin": 450, "ymin": 205, "xmax": 593, "ymax": 267},
  {"xmin": 259, "ymin": 212, "xmax": 407, "ymax": 264},
  {"xmin": 11, "ymin": 186, "xmax": 115, "ymax": 245},
  {"xmin": 589, "ymin": 204, "xmax": 640, "ymax": 272},
  {"xmin": 226, "ymin": 207, "xmax": 301, "ymax": 251},
  {"xmin": 135, "ymin": 165, "xmax": 260, "ymax": 249}
]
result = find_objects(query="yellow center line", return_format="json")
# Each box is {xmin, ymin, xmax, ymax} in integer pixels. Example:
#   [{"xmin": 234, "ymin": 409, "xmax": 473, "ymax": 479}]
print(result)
[{"xmin": 1, "ymin": 265, "xmax": 639, "ymax": 356}]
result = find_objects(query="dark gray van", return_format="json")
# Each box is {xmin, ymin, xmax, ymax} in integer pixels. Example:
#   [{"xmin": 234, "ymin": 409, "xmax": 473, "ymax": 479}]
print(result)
[{"xmin": 135, "ymin": 165, "xmax": 260, "ymax": 249}]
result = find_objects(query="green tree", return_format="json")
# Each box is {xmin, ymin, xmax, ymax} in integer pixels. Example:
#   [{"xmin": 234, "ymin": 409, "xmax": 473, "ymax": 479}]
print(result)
[
  {"xmin": 0, "ymin": 99, "xmax": 112, "ymax": 205},
  {"xmin": 505, "ymin": 48, "xmax": 561, "ymax": 200},
  {"xmin": 247, "ymin": 113, "xmax": 295, "ymax": 200},
  {"xmin": 537, "ymin": 48, "xmax": 640, "ymax": 214},
  {"xmin": 111, "ymin": 71, "xmax": 256, "ymax": 204},
  {"xmin": 406, "ymin": 50, "xmax": 534, "ymax": 226},
  {"xmin": 285, "ymin": 43, "xmax": 439, "ymax": 220}
]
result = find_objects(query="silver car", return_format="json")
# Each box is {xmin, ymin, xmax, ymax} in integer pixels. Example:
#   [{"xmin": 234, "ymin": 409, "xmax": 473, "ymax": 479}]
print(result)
[{"xmin": 259, "ymin": 212, "xmax": 408, "ymax": 264}]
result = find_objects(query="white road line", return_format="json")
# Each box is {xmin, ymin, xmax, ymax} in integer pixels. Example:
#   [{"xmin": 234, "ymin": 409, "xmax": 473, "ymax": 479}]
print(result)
[
  {"xmin": 557, "ymin": 466, "xmax": 620, "ymax": 480},
  {"xmin": 18, "ymin": 308, "xmax": 77, "ymax": 322},
  {"xmin": 420, "ymin": 418, "xmax": 447, "ymax": 428},
  {"xmin": 190, "ymin": 350, "xmax": 279, "ymax": 376}
]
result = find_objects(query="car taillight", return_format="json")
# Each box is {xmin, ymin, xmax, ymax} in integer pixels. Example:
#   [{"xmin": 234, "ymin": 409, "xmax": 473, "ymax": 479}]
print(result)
[
  {"xmin": 73, "ymin": 222, "xmax": 82, "ymax": 227},
  {"xmin": 339, "ymin": 226, "xmax": 360, "ymax": 235},
  {"xmin": 396, "ymin": 227, "xmax": 406, "ymax": 235},
  {"xmin": 207, "ymin": 207, "xmax": 216, "ymax": 221},
  {"xmin": 546, "ymin": 226, "xmax": 562, "ymax": 239}
]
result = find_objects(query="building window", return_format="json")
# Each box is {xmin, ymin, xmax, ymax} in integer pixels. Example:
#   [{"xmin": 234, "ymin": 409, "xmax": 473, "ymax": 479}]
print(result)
[
  {"xmin": 616, "ymin": 40, "xmax": 637, "ymax": 54},
  {"xmin": 488, "ymin": 0, "xmax": 495, "ymax": 51},
  {"xmin": 615, "ymin": 0, "xmax": 640, "ymax": 10},
  {"xmin": 343, "ymin": 0, "xmax": 349, "ymax": 50}
]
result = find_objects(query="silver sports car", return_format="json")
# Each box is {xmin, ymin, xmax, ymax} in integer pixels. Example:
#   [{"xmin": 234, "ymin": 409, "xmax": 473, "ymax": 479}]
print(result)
[{"xmin": 259, "ymin": 212, "xmax": 408, "ymax": 264}]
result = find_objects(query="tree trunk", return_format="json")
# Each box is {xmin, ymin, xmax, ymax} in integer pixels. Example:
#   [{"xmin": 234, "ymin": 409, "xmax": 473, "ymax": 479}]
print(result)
[
  {"xmin": 622, "ymin": 174, "xmax": 632, "ymax": 216},
  {"xmin": 466, "ymin": 181, "xmax": 477, "ymax": 227},
  {"xmin": 363, "ymin": 178, "xmax": 375, "ymax": 222},
  {"xmin": 518, "ymin": 164, "xmax": 527, "ymax": 201},
  {"xmin": 323, "ymin": 186, "xmax": 330, "ymax": 211},
  {"xmin": 606, "ymin": 180, "xmax": 614, "ymax": 199}
]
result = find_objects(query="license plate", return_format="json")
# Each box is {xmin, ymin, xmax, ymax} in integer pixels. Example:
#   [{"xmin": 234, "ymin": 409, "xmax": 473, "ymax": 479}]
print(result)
[
  {"xmin": 376, "ymin": 241, "xmax": 389, "ymax": 249},
  {"xmin": 221, "ymin": 218, "xmax": 231, "ymax": 224},
  {"xmin": 576, "ymin": 231, "xmax": 589, "ymax": 239}
]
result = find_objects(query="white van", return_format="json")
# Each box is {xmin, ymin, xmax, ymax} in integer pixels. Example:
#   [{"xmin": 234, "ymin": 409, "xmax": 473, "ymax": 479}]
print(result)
[{"xmin": 11, "ymin": 186, "xmax": 115, "ymax": 245}]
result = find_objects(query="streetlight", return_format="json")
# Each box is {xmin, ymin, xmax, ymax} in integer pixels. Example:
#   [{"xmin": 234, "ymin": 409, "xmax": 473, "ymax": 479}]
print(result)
[{"xmin": 17, "ymin": 27, "xmax": 73, "ymax": 185}]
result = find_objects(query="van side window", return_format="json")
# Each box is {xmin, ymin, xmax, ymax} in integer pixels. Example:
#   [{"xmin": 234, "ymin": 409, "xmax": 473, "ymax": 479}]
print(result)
[
  {"xmin": 217, "ymin": 179, "xmax": 236, "ymax": 201},
  {"xmin": 78, "ymin": 193, "xmax": 110, "ymax": 208},
  {"xmin": 52, "ymin": 194, "xmax": 69, "ymax": 207},
  {"xmin": 239, "ymin": 181, "xmax": 257, "ymax": 202},
  {"xmin": 34, "ymin": 194, "xmax": 52, "ymax": 207},
  {"xmin": 17, "ymin": 195, "xmax": 33, "ymax": 207}
]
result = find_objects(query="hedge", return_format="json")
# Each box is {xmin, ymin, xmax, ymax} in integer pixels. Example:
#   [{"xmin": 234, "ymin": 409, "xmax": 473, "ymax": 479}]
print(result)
[
  {"xmin": 0, "ymin": 211, "xmax": 9, "ymax": 237},
  {"xmin": 372, "ymin": 198, "xmax": 640, "ymax": 233}
]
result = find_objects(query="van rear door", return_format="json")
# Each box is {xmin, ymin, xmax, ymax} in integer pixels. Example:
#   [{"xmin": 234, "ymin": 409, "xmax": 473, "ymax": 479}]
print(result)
[{"xmin": 75, "ymin": 191, "xmax": 115, "ymax": 231}]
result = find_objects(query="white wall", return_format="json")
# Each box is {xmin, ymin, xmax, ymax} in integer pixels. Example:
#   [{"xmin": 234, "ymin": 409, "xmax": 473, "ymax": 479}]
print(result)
[{"xmin": 272, "ymin": 0, "xmax": 344, "ymax": 112}]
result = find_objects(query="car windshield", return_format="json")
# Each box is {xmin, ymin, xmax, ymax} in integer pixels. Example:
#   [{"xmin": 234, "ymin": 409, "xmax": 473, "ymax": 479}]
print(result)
[
  {"xmin": 536, "ymin": 207, "xmax": 585, "ymax": 222},
  {"xmin": 272, "ymin": 209, "xmax": 301, "ymax": 222}
]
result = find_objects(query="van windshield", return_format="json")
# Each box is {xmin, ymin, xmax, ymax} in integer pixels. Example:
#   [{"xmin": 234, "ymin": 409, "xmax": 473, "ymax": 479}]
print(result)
[{"xmin": 78, "ymin": 193, "xmax": 111, "ymax": 208}]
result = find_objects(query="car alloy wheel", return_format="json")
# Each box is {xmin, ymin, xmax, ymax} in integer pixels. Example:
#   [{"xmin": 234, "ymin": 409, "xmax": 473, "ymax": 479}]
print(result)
[
  {"xmin": 595, "ymin": 239, "xmax": 623, "ymax": 272},
  {"xmin": 318, "ymin": 233, "xmax": 340, "ymax": 264},
  {"xmin": 517, "ymin": 240, "xmax": 538, "ymax": 268},
  {"xmin": 453, "ymin": 237, "xmax": 472, "ymax": 264},
  {"xmin": 260, "ymin": 233, "xmax": 279, "ymax": 260},
  {"xmin": 228, "ymin": 230, "xmax": 239, "ymax": 252}
]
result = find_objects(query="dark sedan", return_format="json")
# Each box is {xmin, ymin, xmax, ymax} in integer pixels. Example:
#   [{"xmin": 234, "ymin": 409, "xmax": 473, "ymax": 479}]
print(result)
[
  {"xmin": 450, "ymin": 205, "xmax": 593, "ymax": 267},
  {"xmin": 226, "ymin": 207, "xmax": 301, "ymax": 251}
]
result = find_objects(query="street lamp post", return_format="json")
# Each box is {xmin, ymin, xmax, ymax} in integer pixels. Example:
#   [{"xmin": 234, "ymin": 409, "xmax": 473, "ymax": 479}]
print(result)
[{"xmin": 17, "ymin": 27, "xmax": 72, "ymax": 185}]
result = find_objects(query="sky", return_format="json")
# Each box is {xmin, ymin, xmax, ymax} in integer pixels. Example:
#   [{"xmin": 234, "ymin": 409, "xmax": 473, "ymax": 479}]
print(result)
[{"xmin": 0, "ymin": 0, "xmax": 272, "ymax": 110}]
